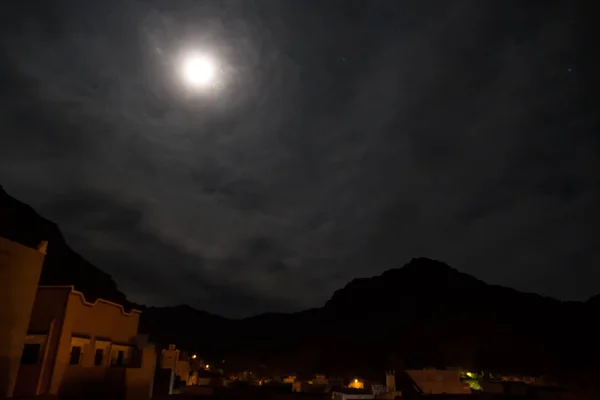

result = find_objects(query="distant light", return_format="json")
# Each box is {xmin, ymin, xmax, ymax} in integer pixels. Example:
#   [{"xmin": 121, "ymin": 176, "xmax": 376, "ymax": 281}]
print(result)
[
  {"xmin": 354, "ymin": 379, "xmax": 358, "ymax": 383},
  {"xmin": 192, "ymin": 354, "xmax": 197, "ymax": 359},
  {"xmin": 205, "ymin": 364, "xmax": 210, "ymax": 369}
]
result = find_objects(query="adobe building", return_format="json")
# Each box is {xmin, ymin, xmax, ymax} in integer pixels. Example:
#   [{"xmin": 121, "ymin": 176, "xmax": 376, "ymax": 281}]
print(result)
[
  {"xmin": 0, "ymin": 237, "xmax": 47, "ymax": 398},
  {"xmin": 12, "ymin": 285, "xmax": 156, "ymax": 400},
  {"xmin": 157, "ymin": 344, "xmax": 194, "ymax": 394},
  {"xmin": 331, "ymin": 389, "xmax": 374, "ymax": 400},
  {"xmin": 160, "ymin": 344, "xmax": 180, "ymax": 370}
]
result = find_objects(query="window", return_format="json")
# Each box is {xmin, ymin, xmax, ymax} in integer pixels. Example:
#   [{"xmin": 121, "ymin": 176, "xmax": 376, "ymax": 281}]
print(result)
[
  {"xmin": 69, "ymin": 346, "xmax": 82, "ymax": 365},
  {"xmin": 20, "ymin": 344, "xmax": 41, "ymax": 365},
  {"xmin": 94, "ymin": 349, "xmax": 104, "ymax": 366},
  {"xmin": 116, "ymin": 350, "xmax": 125, "ymax": 366}
]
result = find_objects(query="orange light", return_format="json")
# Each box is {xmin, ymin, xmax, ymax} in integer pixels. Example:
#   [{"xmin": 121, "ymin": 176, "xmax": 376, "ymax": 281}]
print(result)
[
  {"xmin": 192, "ymin": 354, "xmax": 197, "ymax": 359},
  {"xmin": 354, "ymin": 379, "xmax": 358, "ymax": 383}
]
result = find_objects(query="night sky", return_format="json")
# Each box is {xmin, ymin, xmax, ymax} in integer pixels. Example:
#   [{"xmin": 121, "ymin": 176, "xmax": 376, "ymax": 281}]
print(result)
[{"xmin": 1, "ymin": 1, "xmax": 598, "ymax": 317}]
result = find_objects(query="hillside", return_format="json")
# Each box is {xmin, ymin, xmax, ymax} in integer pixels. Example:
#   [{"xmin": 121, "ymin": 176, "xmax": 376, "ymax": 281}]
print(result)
[
  {"xmin": 1, "ymin": 184, "xmax": 598, "ymax": 379},
  {"xmin": 0, "ymin": 185, "xmax": 129, "ymax": 307},
  {"xmin": 137, "ymin": 260, "xmax": 598, "ymax": 378}
]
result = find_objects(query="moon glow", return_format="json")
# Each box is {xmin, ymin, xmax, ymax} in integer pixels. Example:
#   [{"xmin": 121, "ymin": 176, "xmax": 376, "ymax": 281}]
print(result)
[{"xmin": 182, "ymin": 55, "xmax": 216, "ymax": 87}]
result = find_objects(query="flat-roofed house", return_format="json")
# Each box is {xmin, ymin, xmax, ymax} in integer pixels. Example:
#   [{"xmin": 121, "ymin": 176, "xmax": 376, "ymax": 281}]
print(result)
[
  {"xmin": 13, "ymin": 285, "xmax": 155, "ymax": 400},
  {"xmin": 331, "ymin": 388, "xmax": 374, "ymax": 400}
]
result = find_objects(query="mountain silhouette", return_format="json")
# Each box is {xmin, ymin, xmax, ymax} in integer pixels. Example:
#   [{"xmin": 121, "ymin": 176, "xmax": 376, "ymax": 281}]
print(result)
[
  {"xmin": 1, "ymin": 185, "xmax": 598, "ymax": 384},
  {"xmin": 0, "ymin": 185, "xmax": 129, "ymax": 307}
]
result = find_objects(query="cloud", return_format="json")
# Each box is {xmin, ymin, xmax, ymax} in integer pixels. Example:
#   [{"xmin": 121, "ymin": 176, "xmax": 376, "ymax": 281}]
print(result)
[{"xmin": 1, "ymin": 0, "xmax": 598, "ymax": 316}]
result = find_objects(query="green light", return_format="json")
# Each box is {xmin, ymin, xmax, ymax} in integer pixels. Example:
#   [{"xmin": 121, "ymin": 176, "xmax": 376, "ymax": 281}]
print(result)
[{"xmin": 467, "ymin": 380, "xmax": 482, "ymax": 391}]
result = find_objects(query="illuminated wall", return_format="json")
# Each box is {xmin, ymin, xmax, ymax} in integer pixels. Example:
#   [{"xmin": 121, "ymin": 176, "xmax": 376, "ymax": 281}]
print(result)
[
  {"xmin": 176, "ymin": 360, "xmax": 191, "ymax": 382},
  {"xmin": 125, "ymin": 346, "xmax": 157, "ymax": 400},
  {"xmin": 348, "ymin": 378, "xmax": 365, "ymax": 389},
  {"xmin": 12, "ymin": 286, "xmax": 142, "ymax": 397},
  {"xmin": 0, "ymin": 237, "xmax": 46, "ymax": 398},
  {"xmin": 385, "ymin": 370, "xmax": 396, "ymax": 392},
  {"xmin": 160, "ymin": 345, "xmax": 180, "ymax": 370}
]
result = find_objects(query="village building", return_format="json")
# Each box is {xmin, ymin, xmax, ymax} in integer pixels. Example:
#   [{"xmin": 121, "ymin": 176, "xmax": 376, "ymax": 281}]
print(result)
[
  {"xmin": 12, "ymin": 285, "xmax": 156, "ymax": 400},
  {"xmin": 0, "ymin": 237, "xmax": 47, "ymax": 398},
  {"xmin": 157, "ymin": 344, "xmax": 203, "ymax": 393},
  {"xmin": 331, "ymin": 388, "xmax": 374, "ymax": 400},
  {"xmin": 348, "ymin": 378, "xmax": 365, "ymax": 389}
]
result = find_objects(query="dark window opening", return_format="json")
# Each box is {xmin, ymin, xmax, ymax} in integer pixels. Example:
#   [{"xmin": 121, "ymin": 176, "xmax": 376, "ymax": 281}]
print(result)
[
  {"xmin": 20, "ymin": 344, "xmax": 41, "ymax": 365},
  {"xmin": 94, "ymin": 349, "xmax": 104, "ymax": 366},
  {"xmin": 116, "ymin": 350, "xmax": 125, "ymax": 366},
  {"xmin": 69, "ymin": 346, "xmax": 82, "ymax": 365}
]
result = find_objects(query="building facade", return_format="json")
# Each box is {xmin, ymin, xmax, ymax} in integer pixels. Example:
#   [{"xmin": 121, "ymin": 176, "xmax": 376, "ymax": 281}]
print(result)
[
  {"xmin": 0, "ymin": 237, "xmax": 47, "ymax": 398},
  {"xmin": 12, "ymin": 285, "xmax": 154, "ymax": 399},
  {"xmin": 348, "ymin": 378, "xmax": 365, "ymax": 389},
  {"xmin": 331, "ymin": 390, "xmax": 374, "ymax": 400},
  {"xmin": 158, "ymin": 344, "xmax": 196, "ymax": 393}
]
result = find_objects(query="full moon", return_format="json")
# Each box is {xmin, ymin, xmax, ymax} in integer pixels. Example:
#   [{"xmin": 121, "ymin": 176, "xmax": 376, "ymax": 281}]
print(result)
[{"xmin": 182, "ymin": 55, "xmax": 216, "ymax": 87}]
